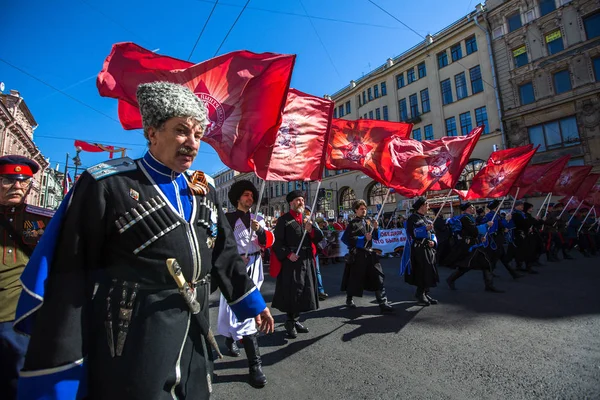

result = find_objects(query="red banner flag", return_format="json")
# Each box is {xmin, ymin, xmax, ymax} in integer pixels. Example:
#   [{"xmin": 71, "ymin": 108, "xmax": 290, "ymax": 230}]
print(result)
[
  {"xmin": 552, "ymin": 166, "xmax": 593, "ymax": 196},
  {"xmin": 510, "ymin": 155, "xmax": 570, "ymax": 198},
  {"xmin": 574, "ymin": 173, "xmax": 600, "ymax": 200},
  {"xmin": 252, "ymin": 89, "xmax": 333, "ymax": 181},
  {"xmin": 373, "ymin": 126, "xmax": 484, "ymax": 197},
  {"xmin": 462, "ymin": 145, "xmax": 537, "ymax": 200},
  {"xmin": 326, "ymin": 118, "xmax": 412, "ymax": 184},
  {"xmin": 584, "ymin": 183, "xmax": 600, "ymax": 207},
  {"xmin": 97, "ymin": 42, "xmax": 295, "ymax": 172},
  {"xmin": 74, "ymin": 140, "xmax": 127, "ymax": 159}
]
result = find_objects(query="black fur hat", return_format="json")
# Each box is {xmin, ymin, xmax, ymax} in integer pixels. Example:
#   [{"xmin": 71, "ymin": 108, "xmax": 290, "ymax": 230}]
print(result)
[{"xmin": 228, "ymin": 180, "xmax": 258, "ymax": 207}]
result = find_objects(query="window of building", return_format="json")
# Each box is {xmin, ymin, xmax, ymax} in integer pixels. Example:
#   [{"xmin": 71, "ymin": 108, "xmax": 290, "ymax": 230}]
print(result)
[
  {"xmin": 407, "ymin": 68, "xmax": 416, "ymax": 84},
  {"xmin": 475, "ymin": 106, "xmax": 489, "ymax": 134},
  {"xmin": 528, "ymin": 116, "xmax": 580, "ymax": 151},
  {"xmin": 374, "ymin": 85, "xmax": 380, "ymax": 98},
  {"xmin": 333, "ymin": 108, "xmax": 338, "ymax": 118},
  {"xmin": 507, "ymin": 12, "xmax": 522, "ymax": 32},
  {"xmin": 583, "ymin": 11, "xmax": 600, "ymax": 40},
  {"xmin": 460, "ymin": 112, "xmax": 472, "ymax": 135},
  {"xmin": 446, "ymin": 117, "xmax": 457, "ymax": 137},
  {"xmin": 455, "ymin": 72, "xmax": 468, "ymax": 100},
  {"xmin": 465, "ymin": 35, "xmax": 478, "ymax": 55},
  {"xmin": 470, "ymin": 65, "xmax": 483, "ymax": 94},
  {"xmin": 397, "ymin": 74, "xmax": 405, "ymax": 89},
  {"xmin": 492, "ymin": 26, "xmax": 504, "ymax": 39},
  {"xmin": 424, "ymin": 124, "xmax": 434, "ymax": 140},
  {"xmin": 364, "ymin": 113, "xmax": 368, "ymax": 119},
  {"xmin": 593, "ymin": 57, "xmax": 600, "ymax": 82},
  {"xmin": 399, "ymin": 99, "xmax": 408, "ymax": 121},
  {"xmin": 451, "ymin": 43, "xmax": 463, "ymax": 62},
  {"xmin": 513, "ymin": 45, "xmax": 528, "ymax": 68},
  {"xmin": 383, "ymin": 105, "xmax": 389, "ymax": 121},
  {"xmin": 381, "ymin": 81, "xmax": 387, "ymax": 96},
  {"xmin": 288, "ymin": 182, "xmax": 293, "ymax": 193},
  {"xmin": 375, "ymin": 108, "xmax": 381, "ymax": 120},
  {"xmin": 420, "ymin": 88, "xmax": 430, "ymax": 113},
  {"xmin": 276, "ymin": 185, "xmax": 280, "ymax": 197},
  {"xmin": 409, "ymin": 94, "xmax": 419, "ymax": 118},
  {"xmin": 369, "ymin": 110, "xmax": 374, "ymax": 119},
  {"xmin": 345, "ymin": 101, "xmax": 351, "ymax": 114},
  {"xmin": 418, "ymin": 62, "xmax": 427, "ymax": 78},
  {"xmin": 546, "ymin": 30, "xmax": 564, "ymax": 55},
  {"xmin": 282, "ymin": 183, "xmax": 286, "ymax": 195},
  {"xmin": 519, "ymin": 82, "xmax": 535, "ymax": 105},
  {"xmin": 368, "ymin": 182, "xmax": 396, "ymax": 206},
  {"xmin": 368, "ymin": 88, "xmax": 373, "ymax": 101},
  {"xmin": 524, "ymin": 9, "xmax": 536, "ymax": 23},
  {"xmin": 553, "ymin": 69, "xmax": 571, "ymax": 94},
  {"xmin": 358, "ymin": 94, "xmax": 362, "ymax": 107},
  {"xmin": 539, "ymin": 0, "xmax": 556, "ymax": 16},
  {"xmin": 456, "ymin": 159, "xmax": 485, "ymax": 190},
  {"xmin": 413, "ymin": 128, "xmax": 422, "ymax": 141},
  {"xmin": 340, "ymin": 187, "xmax": 356, "ymax": 210},
  {"xmin": 339, "ymin": 105, "xmax": 345, "ymax": 117},
  {"xmin": 437, "ymin": 51, "xmax": 448, "ymax": 69},
  {"xmin": 567, "ymin": 157, "xmax": 584, "ymax": 166},
  {"xmin": 441, "ymin": 79, "xmax": 453, "ymax": 105},
  {"xmin": 362, "ymin": 91, "xmax": 367, "ymax": 105}
]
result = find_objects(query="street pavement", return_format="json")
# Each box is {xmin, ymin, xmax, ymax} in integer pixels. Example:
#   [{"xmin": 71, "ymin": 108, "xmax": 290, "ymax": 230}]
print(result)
[{"xmin": 209, "ymin": 253, "xmax": 600, "ymax": 400}]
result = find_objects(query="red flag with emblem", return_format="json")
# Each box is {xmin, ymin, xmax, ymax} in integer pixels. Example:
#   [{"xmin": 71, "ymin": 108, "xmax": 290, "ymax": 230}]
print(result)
[
  {"xmin": 510, "ymin": 155, "xmax": 570, "ymax": 198},
  {"xmin": 461, "ymin": 145, "xmax": 537, "ymax": 200},
  {"xmin": 326, "ymin": 118, "xmax": 412, "ymax": 184},
  {"xmin": 584, "ymin": 183, "xmax": 600, "ymax": 207},
  {"xmin": 552, "ymin": 165, "xmax": 593, "ymax": 196},
  {"xmin": 252, "ymin": 89, "xmax": 334, "ymax": 181},
  {"xmin": 97, "ymin": 42, "xmax": 295, "ymax": 172},
  {"xmin": 574, "ymin": 173, "xmax": 600, "ymax": 201}
]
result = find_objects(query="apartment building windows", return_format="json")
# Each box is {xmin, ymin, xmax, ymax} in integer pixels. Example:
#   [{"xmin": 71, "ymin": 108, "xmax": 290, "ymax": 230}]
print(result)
[
  {"xmin": 455, "ymin": 72, "xmax": 468, "ymax": 100},
  {"xmin": 507, "ymin": 12, "xmax": 522, "ymax": 32},
  {"xmin": 441, "ymin": 79, "xmax": 453, "ymax": 105},
  {"xmin": 334, "ymin": 108, "xmax": 338, "ymax": 118},
  {"xmin": 409, "ymin": 94, "xmax": 419, "ymax": 118},
  {"xmin": 424, "ymin": 124, "xmax": 434, "ymax": 140},
  {"xmin": 437, "ymin": 51, "xmax": 448, "ymax": 69},
  {"xmin": 358, "ymin": 94, "xmax": 362, "ymax": 107},
  {"xmin": 519, "ymin": 82, "xmax": 535, "ymax": 105},
  {"xmin": 465, "ymin": 36, "xmax": 478, "ymax": 55},
  {"xmin": 399, "ymin": 99, "xmax": 408, "ymax": 121},
  {"xmin": 420, "ymin": 88, "xmax": 430, "ymax": 113},
  {"xmin": 381, "ymin": 81, "xmax": 387, "ymax": 96},
  {"xmin": 583, "ymin": 11, "xmax": 600, "ymax": 39},
  {"xmin": 362, "ymin": 91, "xmax": 366, "ymax": 105},
  {"xmin": 418, "ymin": 62, "xmax": 427, "ymax": 78},
  {"xmin": 513, "ymin": 46, "xmax": 528, "ymax": 68},
  {"xmin": 375, "ymin": 108, "xmax": 381, "ymax": 120},
  {"xmin": 451, "ymin": 43, "xmax": 463, "ymax": 62},
  {"xmin": 528, "ymin": 116, "xmax": 580, "ymax": 151},
  {"xmin": 539, "ymin": 0, "xmax": 556, "ymax": 16},
  {"xmin": 407, "ymin": 68, "xmax": 416, "ymax": 84},
  {"xmin": 445, "ymin": 117, "xmax": 457, "ymax": 137},
  {"xmin": 345, "ymin": 101, "xmax": 351, "ymax": 114},
  {"xmin": 475, "ymin": 106, "xmax": 489, "ymax": 134},
  {"xmin": 546, "ymin": 30, "xmax": 564, "ymax": 55},
  {"xmin": 413, "ymin": 128, "xmax": 422, "ymax": 141},
  {"xmin": 397, "ymin": 74, "xmax": 405, "ymax": 89},
  {"xmin": 553, "ymin": 70, "xmax": 571, "ymax": 94},
  {"xmin": 459, "ymin": 112, "xmax": 472, "ymax": 135},
  {"xmin": 364, "ymin": 113, "xmax": 368, "ymax": 119},
  {"xmin": 369, "ymin": 110, "xmax": 374, "ymax": 119},
  {"xmin": 374, "ymin": 85, "xmax": 380, "ymax": 98},
  {"xmin": 593, "ymin": 57, "xmax": 600, "ymax": 82},
  {"xmin": 383, "ymin": 105, "xmax": 389, "ymax": 121},
  {"xmin": 338, "ymin": 105, "xmax": 344, "ymax": 117},
  {"xmin": 368, "ymin": 88, "xmax": 373, "ymax": 101},
  {"xmin": 470, "ymin": 65, "xmax": 483, "ymax": 94}
]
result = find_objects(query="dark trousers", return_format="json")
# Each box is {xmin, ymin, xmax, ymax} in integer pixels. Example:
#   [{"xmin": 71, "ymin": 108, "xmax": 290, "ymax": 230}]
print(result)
[
  {"xmin": 286, "ymin": 313, "xmax": 300, "ymax": 322},
  {"xmin": 1, "ymin": 321, "xmax": 29, "ymax": 400}
]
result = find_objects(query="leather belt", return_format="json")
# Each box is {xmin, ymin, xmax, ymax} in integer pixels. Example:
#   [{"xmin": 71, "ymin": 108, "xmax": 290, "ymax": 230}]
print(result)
[{"xmin": 244, "ymin": 251, "xmax": 261, "ymax": 257}]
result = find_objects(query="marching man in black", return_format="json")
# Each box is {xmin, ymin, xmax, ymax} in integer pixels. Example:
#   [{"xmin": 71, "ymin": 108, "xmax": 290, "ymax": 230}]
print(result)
[
  {"xmin": 341, "ymin": 199, "xmax": 394, "ymax": 313},
  {"xmin": 217, "ymin": 179, "xmax": 274, "ymax": 387},
  {"xmin": 271, "ymin": 191, "xmax": 324, "ymax": 338}
]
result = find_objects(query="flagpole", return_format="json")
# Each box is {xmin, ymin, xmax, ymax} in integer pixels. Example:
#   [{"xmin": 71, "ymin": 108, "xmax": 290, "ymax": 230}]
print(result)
[
  {"xmin": 567, "ymin": 201, "xmax": 583, "ymax": 226},
  {"xmin": 62, "ymin": 153, "xmax": 69, "ymax": 198},
  {"xmin": 295, "ymin": 180, "xmax": 322, "ymax": 256},
  {"xmin": 509, "ymin": 188, "xmax": 520, "ymax": 214},
  {"xmin": 374, "ymin": 187, "xmax": 391, "ymax": 227},
  {"xmin": 578, "ymin": 207, "xmax": 593, "ymax": 235},
  {"xmin": 483, "ymin": 195, "xmax": 507, "ymax": 240},
  {"xmin": 543, "ymin": 192, "xmax": 553, "ymax": 219},
  {"xmin": 556, "ymin": 196, "xmax": 573, "ymax": 220},
  {"xmin": 536, "ymin": 192, "xmax": 551, "ymax": 218},
  {"xmin": 434, "ymin": 189, "xmax": 453, "ymax": 220},
  {"xmin": 244, "ymin": 180, "xmax": 266, "ymax": 257}
]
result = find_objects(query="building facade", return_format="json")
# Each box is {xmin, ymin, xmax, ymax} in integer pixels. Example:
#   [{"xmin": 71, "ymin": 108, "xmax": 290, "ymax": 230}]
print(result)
[
  {"xmin": 39, "ymin": 166, "xmax": 65, "ymax": 210},
  {"xmin": 486, "ymin": 0, "xmax": 600, "ymax": 168},
  {"xmin": 0, "ymin": 88, "xmax": 49, "ymax": 206}
]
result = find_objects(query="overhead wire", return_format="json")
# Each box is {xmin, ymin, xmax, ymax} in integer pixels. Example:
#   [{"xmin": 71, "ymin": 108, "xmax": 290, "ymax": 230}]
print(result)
[
  {"xmin": 189, "ymin": 0, "xmax": 220, "ymax": 60},
  {"xmin": 213, "ymin": 0, "xmax": 251, "ymax": 56}
]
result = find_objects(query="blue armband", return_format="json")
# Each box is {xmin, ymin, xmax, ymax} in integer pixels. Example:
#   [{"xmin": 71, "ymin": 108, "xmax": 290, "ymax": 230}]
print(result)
[
  {"xmin": 356, "ymin": 236, "xmax": 366, "ymax": 248},
  {"xmin": 414, "ymin": 226, "xmax": 428, "ymax": 239},
  {"xmin": 477, "ymin": 224, "xmax": 488, "ymax": 236}
]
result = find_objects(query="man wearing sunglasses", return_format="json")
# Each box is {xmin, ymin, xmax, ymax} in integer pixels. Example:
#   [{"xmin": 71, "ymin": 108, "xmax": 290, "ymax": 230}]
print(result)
[{"xmin": 0, "ymin": 155, "xmax": 53, "ymax": 400}]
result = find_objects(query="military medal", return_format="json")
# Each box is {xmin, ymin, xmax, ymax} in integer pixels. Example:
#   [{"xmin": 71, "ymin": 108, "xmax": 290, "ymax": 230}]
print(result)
[{"xmin": 129, "ymin": 188, "xmax": 140, "ymax": 201}]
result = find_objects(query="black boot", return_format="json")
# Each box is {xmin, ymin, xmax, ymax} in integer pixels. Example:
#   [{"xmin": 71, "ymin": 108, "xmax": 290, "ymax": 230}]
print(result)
[
  {"xmin": 484, "ymin": 270, "xmax": 504, "ymax": 293},
  {"xmin": 425, "ymin": 289, "xmax": 438, "ymax": 305},
  {"xmin": 376, "ymin": 289, "xmax": 394, "ymax": 313},
  {"xmin": 446, "ymin": 268, "xmax": 467, "ymax": 290},
  {"xmin": 505, "ymin": 262, "xmax": 524, "ymax": 280},
  {"xmin": 415, "ymin": 287, "xmax": 430, "ymax": 306},
  {"xmin": 562, "ymin": 249, "xmax": 574, "ymax": 260},
  {"xmin": 345, "ymin": 295, "xmax": 357, "ymax": 309},
  {"xmin": 242, "ymin": 334, "xmax": 267, "ymax": 388},
  {"xmin": 526, "ymin": 262, "xmax": 539, "ymax": 274},
  {"xmin": 225, "ymin": 336, "xmax": 241, "ymax": 357},
  {"xmin": 294, "ymin": 321, "xmax": 309, "ymax": 333},
  {"xmin": 284, "ymin": 320, "xmax": 297, "ymax": 339}
]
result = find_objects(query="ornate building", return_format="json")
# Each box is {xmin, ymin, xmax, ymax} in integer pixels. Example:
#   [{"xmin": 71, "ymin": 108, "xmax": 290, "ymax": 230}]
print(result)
[{"xmin": 486, "ymin": 0, "xmax": 600, "ymax": 168}]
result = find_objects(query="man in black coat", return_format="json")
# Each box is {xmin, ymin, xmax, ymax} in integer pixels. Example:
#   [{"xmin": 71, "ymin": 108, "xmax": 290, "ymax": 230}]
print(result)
[
  {"xmin": 341, "ymin": 199, "xmax": 394, "ymax": 313},
  {"xmin": 512, "ymin": 201, "xmax": 539, "ymax": 274},
  {"xmin": 432, "ymin": 206, "xmax": 451, "ymax": 266},
  {"xmin": 271, "ymin": 190, "xmax": 324, "ymax": 338}
]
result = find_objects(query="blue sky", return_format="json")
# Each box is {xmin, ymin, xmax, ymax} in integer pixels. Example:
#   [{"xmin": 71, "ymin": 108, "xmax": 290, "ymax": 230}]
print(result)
[{"xmin": 1, "ymin": 0, "xmax": 473, "ymax": 175}]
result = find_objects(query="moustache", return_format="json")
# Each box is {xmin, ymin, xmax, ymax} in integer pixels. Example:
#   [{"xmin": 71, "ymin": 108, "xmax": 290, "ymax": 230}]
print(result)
[{"xmin": 177, "ymin": 147, "xmax": 198, "ymax": 157}]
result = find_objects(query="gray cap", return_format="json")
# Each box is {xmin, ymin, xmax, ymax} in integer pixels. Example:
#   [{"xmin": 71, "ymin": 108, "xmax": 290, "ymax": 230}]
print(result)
[{"xmin": 136, "ymin": 82, "xmax": 209, "ymax": 132}]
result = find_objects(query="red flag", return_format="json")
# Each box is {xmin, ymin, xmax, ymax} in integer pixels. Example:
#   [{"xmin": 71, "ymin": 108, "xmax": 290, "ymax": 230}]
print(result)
[
  {"xmin": 574, "ymin": 173, "xmax": 600, "ymax": 200},
  {"xmin": 510, "ymin": 155, "xmax": 571, "ymax": 198},
  {"xmin": 462, "ymin": 145, "xmax": 537, "ymax": 200},
  {"xmin": 373, "ymin": 127, "xmax": 483, "ymax": 197},
  {"xmin": 252, "ymin": 89, "xmax": 334, "ymax": 181},
  {"xmin": 97, "ymin": 42, "xmax": 295, "ymax": 172},
  {"xmin": 584, "ymin": 183, "xmax": 600, "ymax": 207},
  {"xmin": 552, "ymin": 166, "xmax": 593, "ymax": 196}
]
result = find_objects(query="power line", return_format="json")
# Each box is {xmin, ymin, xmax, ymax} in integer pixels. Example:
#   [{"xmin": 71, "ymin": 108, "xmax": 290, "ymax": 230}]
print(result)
[
  {"xmin": 0, "ymin": 58, "xmax": 122, "ymax": 124},
  {"xmin": 214, "ymin": 0, "xmax": 251, "ymax": 57},
  {"xmin": 189, "ymin": 0, "xmax": 220, "ymax": 61},
  {"xmin": 298, "ymin": 0, "xmax": 342, "ymax": 80},
  {"xmin": 366, "ymin": 0, "xmax": 426, "ymax": 40}
]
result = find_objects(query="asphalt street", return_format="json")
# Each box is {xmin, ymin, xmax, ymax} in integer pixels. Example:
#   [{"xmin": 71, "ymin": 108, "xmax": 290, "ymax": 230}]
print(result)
[{"xmin": 209, "ymin": 253, "xmax": 600, "ymax": 400}]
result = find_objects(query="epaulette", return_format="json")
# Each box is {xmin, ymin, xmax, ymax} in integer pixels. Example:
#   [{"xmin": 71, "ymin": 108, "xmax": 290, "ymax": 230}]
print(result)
[
  {"xmin": 25, "ymin": 205, "xmax": 56, "ymax": 218},
  {"xmin": 87, "ymin": 157, "xmax": 137, "ymax": 180}
]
